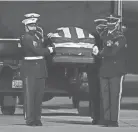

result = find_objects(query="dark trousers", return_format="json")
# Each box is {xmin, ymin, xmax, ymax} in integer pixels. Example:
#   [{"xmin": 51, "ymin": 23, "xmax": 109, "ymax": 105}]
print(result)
[
  {"xmin": 23, "ymin": 76, "xmax": 45, "ymax": 123},
  {"xmin": 100, "ymin": 76, "xmax": 124, "ymax": 122},
  {"xmin": 87, "ymin": 72, "xmax": 100, "ymax": 121}
]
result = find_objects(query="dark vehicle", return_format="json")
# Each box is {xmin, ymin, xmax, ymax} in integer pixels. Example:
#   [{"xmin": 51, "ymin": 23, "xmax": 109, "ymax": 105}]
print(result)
[{"xmin": 0, "ymin": 1, "xmax": 138, "ymax": 115}]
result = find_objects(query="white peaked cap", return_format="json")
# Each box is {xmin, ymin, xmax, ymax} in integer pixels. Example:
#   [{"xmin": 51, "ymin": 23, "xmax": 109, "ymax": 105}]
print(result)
[
  {"xmin": 22, "ymin": 18, "xmax": 38, "ymax": 25},
  {"xmin": 24, "ymin": 13, "xmax": 40, "ymax": 18},
  {"xmin": 97, "ymin": 24, "xmax": 107, "ymax": 27},
  {"xmin": 94, "ymin": 19, "xmax": 107, "ymax": 23},
  {"xmin": 94, "ymin": 19, "xmax": 108, "ymax": 25}
]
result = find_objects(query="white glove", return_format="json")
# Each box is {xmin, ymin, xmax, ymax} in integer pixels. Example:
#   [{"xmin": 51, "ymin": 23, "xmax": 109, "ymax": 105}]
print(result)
[
  {"xmin": 48, "ymin": 47, "xmax": 54, "ymax": 53},
  {"xmin": 92, "ymin": 46, "xmax": 99, "ymax": 55},
  {"xmin": 42, "ymin": 38, "xmax": 44, "ymax": 43},
  {"xmin": 47, "ymin": 33, "xmax": 54, "ymax": 38}
]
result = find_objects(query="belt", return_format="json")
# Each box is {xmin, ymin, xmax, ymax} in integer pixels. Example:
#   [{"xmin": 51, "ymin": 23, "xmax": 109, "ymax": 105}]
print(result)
[{"xmin": 24, "ymin": 56, "xmax": 44, "ymax": 60}]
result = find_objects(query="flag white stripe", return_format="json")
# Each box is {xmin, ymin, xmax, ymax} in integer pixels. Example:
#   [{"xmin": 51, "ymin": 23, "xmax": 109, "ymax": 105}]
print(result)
[
  {"xmin": 63, "ymin": 27, "xmax": 71, "ymax": 38},
  {"xmin": 53, "ymin": 33, "xmax": 62, "ymax": 37},
  {"xmin": 75, "ymin": 27, "xmax": 85, "ymax": 38},
  {"xmin": 58, "ymin": 27, "xmax": 71, "ymax": 38}
]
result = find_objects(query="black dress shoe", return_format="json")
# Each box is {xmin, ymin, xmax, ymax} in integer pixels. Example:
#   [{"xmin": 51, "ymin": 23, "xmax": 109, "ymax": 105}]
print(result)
[
  {"xmin": 92, "ymin": 120, "xmax": 99, "ymax": 125},
  {"xmin": 102, "ymin": 121, "xmax": 119, "ymax": 127},
  {"xmin": 107, "ymin": 121, "xmax": 119, "ymax": 127},
  {"xmin": 26, "ymin": 121, "xmax": 36, "ymax": 126},
  {"xmin": 35, "ymin": 120, "xmax": 43, "ymax": 126},
  {"xmin": 99, "ymin": 120, "xmax": 110, "ymax": 126},
  {"xmin": 98, "ymin": 120, "xmax": 107, "ymax": 126}
]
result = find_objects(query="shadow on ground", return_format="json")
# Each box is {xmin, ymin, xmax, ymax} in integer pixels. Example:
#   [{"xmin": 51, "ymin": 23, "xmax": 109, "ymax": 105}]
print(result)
[
  {"xmin": 17, "ymin": 104, "xmax": 74, "ymax": 110},
  {"xmin": 17, "ymin": 101, "xmax": 138, "ymax": 111},
  {"xmin": 0, "ymin": 112, "xmax": 79, "ymax": 117},
  {"xmin": 42, "ymin": 112, "xmax": 78, "ymax": 116}
]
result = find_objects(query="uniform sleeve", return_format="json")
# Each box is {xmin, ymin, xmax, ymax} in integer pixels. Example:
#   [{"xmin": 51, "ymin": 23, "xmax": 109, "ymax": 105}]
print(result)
[
  {"xmin": 97, "ymin": 27, "xmax": 107, "ymax": 38},
  {"xmin": 98, "ymin": 46, "xmax": 112, "ymax": 57},
  {"xmin": 99, "ymin": 35, "xmax": 126, "ymax": 57},
  {"xmin": 22, "ymin": 34, "xmax": 50, "ymax": 56}
]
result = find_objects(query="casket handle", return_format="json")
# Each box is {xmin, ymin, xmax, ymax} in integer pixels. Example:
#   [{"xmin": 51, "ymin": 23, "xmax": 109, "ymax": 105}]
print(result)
[{"xmin": 60, "ymin": 53, "xmax": 84, "ymax": 56}]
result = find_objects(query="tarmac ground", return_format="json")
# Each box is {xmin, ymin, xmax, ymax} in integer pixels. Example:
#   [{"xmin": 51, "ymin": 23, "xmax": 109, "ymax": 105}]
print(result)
[{"xmin": 0, "ymin": 97, "xmax": 138, "ymax": 132}]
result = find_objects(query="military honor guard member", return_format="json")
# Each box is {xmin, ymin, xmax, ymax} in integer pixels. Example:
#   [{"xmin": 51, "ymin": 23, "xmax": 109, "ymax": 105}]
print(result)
[
  {"xmin": 88, "ymin": 18, "xmax": 108, "ymax": 125},
  {"xmin": 21, "ymin": 17, "xmax": 54, "ymax": 126},
  {"xmin": 94, "ymin": 15, "xmax": 127, "ymax": 127},
  {"xmin": 87, "ymin": 33, "xmax": 101, "ymax": 125}
]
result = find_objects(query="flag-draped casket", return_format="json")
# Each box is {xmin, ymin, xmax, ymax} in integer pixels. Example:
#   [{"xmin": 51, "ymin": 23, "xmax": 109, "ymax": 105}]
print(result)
[{"xmin": 48, "ymin": 27, "xmax": 95, "ymax": 65}]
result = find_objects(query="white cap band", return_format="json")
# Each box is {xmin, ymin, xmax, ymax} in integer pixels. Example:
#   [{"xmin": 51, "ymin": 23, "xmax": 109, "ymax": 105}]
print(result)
[
  {"xmin": 22, "ymin": 18, "xmax": 38, "ymax": 25},
  {"xmin": 24, "ymin": 13, "xmax": 40, "ymax": 18}
]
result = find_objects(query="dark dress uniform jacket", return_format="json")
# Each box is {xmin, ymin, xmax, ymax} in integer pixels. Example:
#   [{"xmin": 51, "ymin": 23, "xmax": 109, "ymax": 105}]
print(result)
[
  {"xmin": 99, "ymin": 30, "xmax": 127, "ymax": 77},
  {"xmin": 21, "ymin": 31, "xmax": 51, "ymax": 123},
  {"xmin": 21, "ymin": 31, "xmax": 50, "ymax": 78}
]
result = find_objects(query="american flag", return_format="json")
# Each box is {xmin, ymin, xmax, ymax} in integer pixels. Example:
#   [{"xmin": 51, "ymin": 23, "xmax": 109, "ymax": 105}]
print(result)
[{"xmin": 47, "ymin": 27, "xmax": 95, "ymax": 48}]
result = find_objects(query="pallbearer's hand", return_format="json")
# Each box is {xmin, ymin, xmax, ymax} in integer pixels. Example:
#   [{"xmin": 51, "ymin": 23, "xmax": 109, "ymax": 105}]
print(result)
[
  {"xmin": 92, "ymin": 46, "xmax": 99, "ymax": 55},
  {"xmin": 47, "ymin": 33, "xmax": 54, "ymax": 38},
  {"xmin": 42, "ymin": 38, "xmax": 44, "ymax": 43},
  {"xmin": 48, "ymin": 47, "xmax": 54, "ymax": 53}
]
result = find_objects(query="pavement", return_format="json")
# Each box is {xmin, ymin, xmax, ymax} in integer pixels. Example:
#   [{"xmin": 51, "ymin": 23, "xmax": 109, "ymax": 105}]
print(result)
[{"xmin": 0, "ymin": 97, "xmax": 138, "ymax": 132}]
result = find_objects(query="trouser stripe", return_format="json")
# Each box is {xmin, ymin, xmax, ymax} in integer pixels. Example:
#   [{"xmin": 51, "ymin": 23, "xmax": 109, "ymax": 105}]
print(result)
[{"xmin": 118, "ymin": 75, "xmax": 124, "ymax": 121}]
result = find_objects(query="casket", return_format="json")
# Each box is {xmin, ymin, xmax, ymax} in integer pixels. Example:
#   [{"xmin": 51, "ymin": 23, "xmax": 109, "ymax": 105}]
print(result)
[
  {"xmin": 0, "ymin": 38, "xmax": 23, "ymax": 59},
  {"xmin": 48, "ymin": 27, "xmax": 96, "ymax": 65},
  {"xmin": 52, "ymin": 44, "xmax": 95, "ymax": 64}
]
